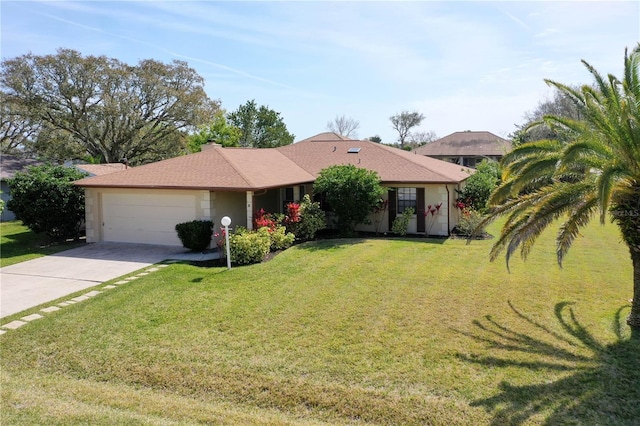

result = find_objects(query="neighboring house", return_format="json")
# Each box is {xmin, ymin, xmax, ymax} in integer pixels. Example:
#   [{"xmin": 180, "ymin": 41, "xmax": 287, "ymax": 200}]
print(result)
[
  {"xmin": 1, "ymin": 158, "xmax": 128, "ymax": 222},
  {"xmin": 75, "ymin": 163, "xmax": 128, "ymax": 176},
  {"xmin": 75, "ymin": 132, "xmax": 473, "ymax": 246},
  {"xmin": 0, "ymin": 155, "xmax": 43, "ymax": 221},
  {"xmin": 413, "ymin": 131, "xmax": 512, "ymax": 168}
]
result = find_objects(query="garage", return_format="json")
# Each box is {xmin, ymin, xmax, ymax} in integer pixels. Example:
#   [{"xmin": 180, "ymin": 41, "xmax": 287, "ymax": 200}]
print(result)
[{"xmin": 101, "ymin": 192, "xmax": 200, "ymax": 246}]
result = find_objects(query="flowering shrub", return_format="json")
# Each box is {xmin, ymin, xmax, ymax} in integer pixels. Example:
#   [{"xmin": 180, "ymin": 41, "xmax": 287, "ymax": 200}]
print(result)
[
  {"xmin": 285, "ymin": 194, "xmax": 326, "ymax": 241},
  {"xmin": 453, "ymin": 208, "xmax": 486, "ymax": 236},
  {"xmin": 392, "ymin": 207, "xmax": 414, "ymax": 236},
  {"xmin": 254, "ymin": 208, "xmax": 279, "ymax": 231},
  {"xmin": 213, "ymin": 227, "xmax": 225, "ymax": 244},
  {"xmin": 424, "ymin": 202, "xmax": 442, "ymax": 235},
  {"xmin": 229, "ymin": 227, "xmax": 271, "ymax": 265},
  {"xmin": 284, "ymin": 202, "xmax": 301, "ymax": 225}
]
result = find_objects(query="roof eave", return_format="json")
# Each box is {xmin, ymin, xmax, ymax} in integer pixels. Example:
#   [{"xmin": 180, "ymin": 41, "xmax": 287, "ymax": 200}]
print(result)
[{"xmin": 75, "ymin": 180, "xmax": 317, "ymax": 192}]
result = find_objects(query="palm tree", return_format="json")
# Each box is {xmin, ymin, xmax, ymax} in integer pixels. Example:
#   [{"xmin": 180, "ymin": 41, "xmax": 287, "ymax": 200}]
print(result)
[{"xmin": 482, "ymin": 45, "xmax": 640, "ymax": 338}]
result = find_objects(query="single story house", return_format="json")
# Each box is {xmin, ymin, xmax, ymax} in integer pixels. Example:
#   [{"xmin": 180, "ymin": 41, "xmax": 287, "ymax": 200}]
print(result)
[
  {"xmin": 1, "ymin": 155, "xmax": 43, "ymax": 221},
  {"xmin": 412, "ymin": 131, "xmax": 511, "ymax": 168},
  {"xmin": 75, "ymin": 132, "xmax": 473, "ymax": 246}
]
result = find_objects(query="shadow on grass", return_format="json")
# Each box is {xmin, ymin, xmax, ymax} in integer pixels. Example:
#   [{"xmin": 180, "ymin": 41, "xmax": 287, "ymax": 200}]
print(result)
[{"xmin": 456, "ymin": 301, "xmax": 640, "ymax": 425}]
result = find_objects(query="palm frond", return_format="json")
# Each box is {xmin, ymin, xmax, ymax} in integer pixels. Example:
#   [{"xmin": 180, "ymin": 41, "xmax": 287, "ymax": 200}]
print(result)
[
  {"xmin": 580, "ymin": 59, "xmax": 612, "ymax": 100},
  {"xmin": 622, "ymin": 44, "xmax": 640, "ymax": 99},
  {"xmin": 489, "ymin": 181, "xmax": 594, "ymax": 269},
  {"xmin": 486, "ymin": 47, "xmax": 640, "ymax": 273},
  {"xmin": 557, "ymin": 197, "xmax": 598, "ymax": 266},
  {"xmin": 544, "ymin": 79, "xmax": 585, "ymax": 109},
  {"xmin": 500, "ymin": 139, "xmax": 563, "ymax": 166},
  {"xmin": 596, "ymin": 164, "xmax": 629, "ymax": 223},
  {"xmin": 516, "ymin": 182, "xmax": 594, "ymax": 259}
]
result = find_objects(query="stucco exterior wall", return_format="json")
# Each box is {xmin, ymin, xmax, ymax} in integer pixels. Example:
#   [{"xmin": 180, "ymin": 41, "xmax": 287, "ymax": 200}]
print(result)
[
  {"xmin": 356, "ymin": 184, "xmax": 459, "ymax": 236},
  {"xmin": 211, "ymin": 191, "xmax": 248, "ymax": 232}
]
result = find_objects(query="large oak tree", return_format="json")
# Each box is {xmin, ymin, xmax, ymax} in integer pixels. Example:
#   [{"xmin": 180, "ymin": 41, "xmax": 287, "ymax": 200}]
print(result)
[{"xmin": 1, "ymin": 49, "xmax": 219, "ymax": 164}]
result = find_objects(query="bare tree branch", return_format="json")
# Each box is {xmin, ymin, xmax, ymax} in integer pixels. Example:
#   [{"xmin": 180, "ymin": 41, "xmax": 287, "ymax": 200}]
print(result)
[{"xmin": 327, "ymin": 114, "xmax": 360, "ymax": 138}]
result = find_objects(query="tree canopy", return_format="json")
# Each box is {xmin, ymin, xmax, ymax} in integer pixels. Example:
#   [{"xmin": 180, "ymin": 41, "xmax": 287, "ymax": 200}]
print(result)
[
  {"xmin": 1, "ymin": 49, "xmax": 219, "ymax": 164},
  {"xmin": 227, "ymin": 100, "xmax": 294, "ymax": 148},
  {"xmin": 313, "ymin": 164, "xmax": 384, "ymax": 235},
  {"xmin": 510, "ymin": 88, "xmax": 582, "ymax": 147},
  {"xmin": 187, "ymin": 110, "xmax": 241, "ymax": 152},
  {"xmin": 390, "ymin": 110, "xmax": 424, "ymax": 148},
  {"xmin": 481, "ymin": 45, "xmax": 640, "ymax": 337}
]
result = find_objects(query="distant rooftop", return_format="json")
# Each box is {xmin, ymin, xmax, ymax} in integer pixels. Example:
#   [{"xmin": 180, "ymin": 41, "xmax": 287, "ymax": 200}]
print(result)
[
  {"xmin": 0, "ymin": 155, "xmax": 43, "ymax": 180},
  {"xmin": 413, "ymin": 131, "xmax": 512, "ymax": 157}
]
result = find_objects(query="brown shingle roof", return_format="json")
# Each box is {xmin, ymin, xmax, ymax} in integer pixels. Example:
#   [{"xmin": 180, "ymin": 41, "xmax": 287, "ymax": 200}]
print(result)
[
  {"xmin": 75, "ymin": 163, "xmax": 128, "ymax": 176},
  {"xmin": 296, "ymin": 132, "xmax": 350, "ymax": 142},
  {"xmin": 413, "ymin": 131, "xmax": 511, "ymax": 157},
  {"xmin": 75, "ymin": 146, "xmax": 315, "ymax": 190},
  {"xmin": 75, "ymin": 133, "xmax": 472, "ymax": 190},
  {"xmin": 279, "ymin": 138, "xmax": 471, "ymax": 183}
]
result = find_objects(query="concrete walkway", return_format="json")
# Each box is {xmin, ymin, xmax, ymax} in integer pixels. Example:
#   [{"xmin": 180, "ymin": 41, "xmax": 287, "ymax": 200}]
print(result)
[{"xmin": 0, "ymin": 242, "xmax": 218, "ymax": 319}]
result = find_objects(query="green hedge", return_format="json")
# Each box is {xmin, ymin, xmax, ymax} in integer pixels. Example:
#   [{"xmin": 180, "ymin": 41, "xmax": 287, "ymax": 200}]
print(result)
[{"xmin": 175, "ymin": 220, "xmax": 213, "ymax": 251}]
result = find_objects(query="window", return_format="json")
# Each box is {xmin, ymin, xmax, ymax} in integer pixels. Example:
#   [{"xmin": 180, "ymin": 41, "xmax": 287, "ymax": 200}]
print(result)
[
  {"xmin": 397, "ymin": 187, "xmax": 417, "ymax": 214},
  {"xmin": 283, "ymin": 187, "xmax": 294, "ymax": 212}
]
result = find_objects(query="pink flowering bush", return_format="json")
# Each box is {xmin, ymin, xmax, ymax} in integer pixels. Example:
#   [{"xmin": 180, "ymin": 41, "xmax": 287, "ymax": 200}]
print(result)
[{"xmin": 424, "ymin": 202, "xmax": 442, "ymax": 235}]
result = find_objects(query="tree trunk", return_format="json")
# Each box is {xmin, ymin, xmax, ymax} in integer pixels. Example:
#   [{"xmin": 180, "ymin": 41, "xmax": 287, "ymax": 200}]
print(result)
[
  {"xmin": 611, "ymin": 189, "xmax": 640, "ymax": 339},
  {"xmin": 628, "ymin": 247, "xmax": 640, "ymax": 339}
]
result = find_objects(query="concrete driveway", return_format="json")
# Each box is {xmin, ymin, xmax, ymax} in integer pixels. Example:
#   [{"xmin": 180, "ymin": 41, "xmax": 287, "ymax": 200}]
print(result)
[{"xmin": 0, "ymin": 242, "xmax": 193, "ymax": 318}]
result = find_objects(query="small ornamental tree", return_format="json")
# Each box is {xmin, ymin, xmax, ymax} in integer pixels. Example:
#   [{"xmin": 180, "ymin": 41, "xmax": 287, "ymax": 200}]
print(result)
[
  {"xmin": 456, "ymin": 160, "xmax": 501, "ymax": 212},
  {"xmin": 313, "ymin": 164, "xmax": 384, "ymax": 235},
  {"xmin": 7, "ymin": 164, "xmax": 87, "ymax": 240}
]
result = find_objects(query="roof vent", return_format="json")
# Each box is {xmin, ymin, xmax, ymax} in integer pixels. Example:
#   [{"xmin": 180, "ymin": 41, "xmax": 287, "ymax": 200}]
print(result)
[{"xmin": 348, "ymin": 147, "xmax": 361, "ymax": 153}]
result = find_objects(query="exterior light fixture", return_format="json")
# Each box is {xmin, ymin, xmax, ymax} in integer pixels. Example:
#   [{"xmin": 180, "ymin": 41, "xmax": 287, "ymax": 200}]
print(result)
[{"xmin": 221, "ymin": 216, "xmax": 232, "ymax": 269}]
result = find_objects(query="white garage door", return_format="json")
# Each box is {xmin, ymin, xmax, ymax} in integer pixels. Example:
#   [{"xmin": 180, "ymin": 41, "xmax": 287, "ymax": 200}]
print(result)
[{"xmin": 102, "ymin": 192, "xmax": 197, "ymax": 245}]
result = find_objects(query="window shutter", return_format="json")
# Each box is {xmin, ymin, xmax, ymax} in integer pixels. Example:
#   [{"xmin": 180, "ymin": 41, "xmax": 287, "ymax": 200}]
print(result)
[
  {"xmin": 388, "ymin": 189, "xmax": 397, "ymax": 232},
  {"xmin": 416, "ymin": 187, "xmax": 425, "ymax": 233}
]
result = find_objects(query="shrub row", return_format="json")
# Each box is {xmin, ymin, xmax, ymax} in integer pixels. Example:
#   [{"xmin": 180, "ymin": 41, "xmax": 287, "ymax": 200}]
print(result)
[{"xmin": 176, "ymin": 195, "xmax": 328, "ymax": 265}]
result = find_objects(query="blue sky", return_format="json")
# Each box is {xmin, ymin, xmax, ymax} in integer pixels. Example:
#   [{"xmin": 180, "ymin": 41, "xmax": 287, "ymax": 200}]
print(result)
[{"xmin": 2, "ymin": 1, "xmax": 639, "ymax": 144}]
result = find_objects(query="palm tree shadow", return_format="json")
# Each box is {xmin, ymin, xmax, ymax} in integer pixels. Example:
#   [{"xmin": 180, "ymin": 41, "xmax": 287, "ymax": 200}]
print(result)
[{"xmin": 456, "ymin": 302, "xmax": 640, "ymax": 425}]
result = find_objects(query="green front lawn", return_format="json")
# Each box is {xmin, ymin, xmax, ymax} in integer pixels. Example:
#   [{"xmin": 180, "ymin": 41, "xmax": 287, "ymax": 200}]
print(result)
[
  {"xmin": 0, "ymin": 221, "xmax": 84, "ymax": 267},
  {"xmin": 1, "ymin": 221, "xmax": 638, "ymax": 424}
]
